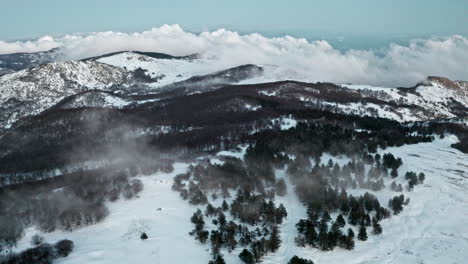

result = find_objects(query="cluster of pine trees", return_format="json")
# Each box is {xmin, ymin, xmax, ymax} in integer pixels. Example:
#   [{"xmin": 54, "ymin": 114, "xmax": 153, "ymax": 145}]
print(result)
[
  {"xmin": 404, "ymin": 171, "xmax": 425, "ymax": 190},
  {"xmin": 189, "ymin": 189, "xmax": 287, "ymax": 264},
  {"xmin": 175, "ymin": 119, "xmax": 434, "ymax": 261},
  {"xmin": 294, "ymin": 191, "xmax": 389, "ymax": 251}
]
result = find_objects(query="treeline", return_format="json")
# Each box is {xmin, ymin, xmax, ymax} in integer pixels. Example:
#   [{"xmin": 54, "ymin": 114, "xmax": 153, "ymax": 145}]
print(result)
[
  {"xmin": 0, "ymin": 165, "xmax": 155, "ymax": 248},
  {"xmin": 0, "ymin": 87, "xmax": 444, "ymax": 185},
  {"xmin": 1, "ymin": 239, "xmax": 73, "ymax": 264}
]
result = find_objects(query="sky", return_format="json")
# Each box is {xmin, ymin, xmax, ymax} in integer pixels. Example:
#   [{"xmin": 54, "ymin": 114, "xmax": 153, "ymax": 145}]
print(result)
[
  {"xmin": 1, "ymin": 0, "xmax": 467, "ymax": 42},
  {"xmin": 1, "ymin": 1, "xmax": 467, "ymax": 85}
]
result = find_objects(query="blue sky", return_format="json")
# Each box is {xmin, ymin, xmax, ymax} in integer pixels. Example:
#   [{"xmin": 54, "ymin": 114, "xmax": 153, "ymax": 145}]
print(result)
[{"xmin": 2, "ymin": 0, "xmax": 467, "ymax": 41}]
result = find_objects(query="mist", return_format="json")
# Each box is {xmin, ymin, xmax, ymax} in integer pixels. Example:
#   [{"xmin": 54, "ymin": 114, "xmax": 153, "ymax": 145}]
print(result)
[{"xmin": 1, "ymin": 24, "xmax": 467, "ymax": 87}]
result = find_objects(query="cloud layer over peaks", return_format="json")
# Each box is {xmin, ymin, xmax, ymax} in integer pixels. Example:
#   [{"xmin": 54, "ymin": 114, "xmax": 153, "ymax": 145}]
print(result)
[{"xmin": 1, "ymin": 24, "xmax": 467, "ymax": 87}]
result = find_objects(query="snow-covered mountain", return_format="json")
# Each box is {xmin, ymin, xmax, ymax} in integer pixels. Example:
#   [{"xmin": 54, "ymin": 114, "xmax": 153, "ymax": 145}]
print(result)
[
  {"xmin": 95, "ymin": 51, "xmax": 211, "ymax": 88},
  {"xmin": 229, "ymin": 76, "xmax": 467, "ymax": 123},
  {"xmin": 1, "ymin": 51, "xmax": 467, "ymax": 132},
  {"xmin": 0, "ymin": 49, "xmax": 467, "ymax": 264},
  {"xmin": 0, "ymin": 60, "xmax": 130, "ymax": 129}
]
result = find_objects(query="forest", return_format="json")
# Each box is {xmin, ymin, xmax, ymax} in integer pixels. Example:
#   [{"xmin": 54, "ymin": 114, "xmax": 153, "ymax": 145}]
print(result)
[{"xmin": 0, "ymin": 102, "xmax": 450, "ymax": 263}]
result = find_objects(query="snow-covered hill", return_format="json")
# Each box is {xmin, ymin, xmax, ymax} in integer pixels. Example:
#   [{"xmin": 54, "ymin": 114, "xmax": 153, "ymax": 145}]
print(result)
[
  {"xmin": 96, "ymin": 51, "xmax": 213, "ymax": 88},
  {"xmin": 0, "ymin": 60, "xmax": 129, "ymax": 128},
  {"xmin": 1, "ymin": 49, "xmax": 466, "ymax": 132},
  {"xmin": 0, "ymin": 52, "xmax": 265, "ymax": 130},
  {"xmin": 335, "ymin": 77, "xmax": 468, "ymax": 122},
  {"xmin": 253, "ymin": 77, "xmax": 468, "ymax": 122},
  {"xmin": 1, "ymin": 48, "xmax": 468, "ymax": 264},
  {"xmin": 10, "ymin": 136, "xmax": 468, "ymax": 264}
]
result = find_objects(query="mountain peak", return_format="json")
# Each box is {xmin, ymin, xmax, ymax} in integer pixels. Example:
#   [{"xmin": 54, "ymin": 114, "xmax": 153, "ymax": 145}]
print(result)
[{"xmin": 426, "ymin": 76, "xmax": 465, "ymax": 90}]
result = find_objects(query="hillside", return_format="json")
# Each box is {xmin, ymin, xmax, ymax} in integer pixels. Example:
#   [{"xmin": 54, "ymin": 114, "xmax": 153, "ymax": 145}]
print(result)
[{"xmin": 0, "ymin": 50, "xmax": 467, "ymax": 264}]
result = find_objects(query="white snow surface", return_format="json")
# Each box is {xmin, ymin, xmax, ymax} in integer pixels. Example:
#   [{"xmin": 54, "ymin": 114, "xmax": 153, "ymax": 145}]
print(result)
[
  {"xmin": 97, "ymin": 52, "xmax": 213, "ymax": 88},
  {"xmin": 11, "ymin": 136, "xmax": 467, "ymax": 264},
  {"xmin": 333, "ymin": 80, "xmax": 468, "ymax": 122}
]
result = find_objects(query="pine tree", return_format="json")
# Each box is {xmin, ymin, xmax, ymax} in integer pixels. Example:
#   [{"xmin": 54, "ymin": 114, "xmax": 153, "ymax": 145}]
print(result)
[
  {"xmin": 318, "ymin": 229, "xmax": 330, "ymax": 251},
  {"xmin": 357, "ymin": 224, "xmax": 368, "ymax": 241},
  {"xmin": 205, "ymin": 203, "xmax": 216, "ymax": 217},
  {"xmin": 218, "ymin": 212, "xmax": 227, "ymax": 228},
  {"xmin": 222, "ymin": 200, "xmax": 229, "ymax": 211},
  {"xmin": 239, "ymin": 249, "xmax": 255, "ymax": 264},
  {"xmin": 210, "ymin": 231, "xmax": 222, "ymax": 259},
  {"xmin": 199, "ymin": 230, "xmax": 209, "ymax": 243},
  {"xmin": 335, "ymin": 214, "xmax": 345, "ymax": 228},
  {"xmin": 276, "ymin": 204, "xmax": 288, "ymax": 224},
  {"xmin": 390, "ymin": 181, "xmax": 397, "ymax": 191},
  {"xmin": 321, "ymin": 211, "xmax": 331, "ymax": 225},
  {"xmin": 344, "ymin": 234, "xmax": 355, "ymax": 250},
  {"xmin": 288, "ymin": 255, "xmax": 315, "ymax": 264},
  {"xmin": 364, "ymin": 214, "xmax": 371, "ymax": 227},
  {"xmin": 418, "ymin": 172, "xmax": 425, "ymax": 183},
  {"xmin": 267, "ymin": 225, "xmax": 281, "ymax": 252},
  {"xmin": 371, "ymin": 217, "xmax": 383, "ymax": 235}
]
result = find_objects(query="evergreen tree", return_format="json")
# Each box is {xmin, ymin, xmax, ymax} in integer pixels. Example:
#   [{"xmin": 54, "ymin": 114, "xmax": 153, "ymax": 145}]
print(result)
[
  {"xmin": 210, "ymin": 230, "xmax": 222, "ymax": 259},
  {"xmin": 390, "ymin": 181, "xmax": 397, "ymax": 191},
  {"xmin": 288, "ymin": 255, "xmax": 315, "ymax": 264},
  {"xmin": 418, "ymin": 172, "xmax": 425, "ymax": 183},
  {"xmin": 371, "ymin": 217, "xmax": 383, "ymax": 235},
  {"xmin": 335, "ymin": 214, "xmax": 345, "ymax": 228},
  {"xmin": 267, "ymin": 225, "xmax": 281, "ymax": 252},
  {"xmin": 222, "ymin": 200, "xmax": 229, "ymax": 211},
  {"xmin": 275, "ymin": 203, "xmax": 288, "ymax": 224},
  {"xmin": 364, "ymin": 214, "xmax": 371, "ymax": 227},
  {"xmin": 199, "ymin": 230, "xmax": 209, "ymax": 243},
  {"xmin": 218, "ymin": 212, "xmax": 227, "ymax": 228},
  {"xmin": 344, "ymin": 234, "xmax": 355, "ymax": 250},
  {"xmin": 239, "ymin": 249, "xmax": 255, "ymax": 264},
  {"xmin": 205, "ymin": 203, "xmax": 216, "ymax": 217},
  {"xmin": 357, "ymin": 224, "xmax": 368, "ymax": 241},
  {"xmin": 305, "ymin": 222, "xmax": 318, "ymax": 246},
  {"xmin": 388, "ymin": 195, "xmax": 405, "ymax": 215},
  {"xmin": 321, "ymin": 211, "xmax": 331, "ymax": 224}
]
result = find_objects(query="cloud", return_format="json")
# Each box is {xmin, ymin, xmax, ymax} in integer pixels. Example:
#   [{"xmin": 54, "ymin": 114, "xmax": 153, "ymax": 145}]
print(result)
[
  {"xmin": 0, "ymin": 36, "xmax": 60, "ymax": 54},
  {"xmin": 1, "ymin": 25, "xmax": 467, "ymax": 86}
]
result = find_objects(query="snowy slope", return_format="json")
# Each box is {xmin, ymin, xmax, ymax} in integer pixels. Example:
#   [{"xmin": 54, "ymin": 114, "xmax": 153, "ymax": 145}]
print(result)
[
  {"xmin": 11, "ymin": 136, "xmax": 468, "ymax": 264},
  {"xmin": 56, "ymin": 91, "xmax": 131, "ymax": 109},
  {"xmin": 0, "ymin": 60, "xmax": 129, "ymax": 128},
  {"xmin": 260, "ymin": 135, "xmax": 468, "ymax": 264},
  {"xmin": 96, "ymin": 52, "xmax": 213, "ymax": 88},
  {"xmin": 337, "ymin": 79, "xmax": 468, "ymax": 122}
]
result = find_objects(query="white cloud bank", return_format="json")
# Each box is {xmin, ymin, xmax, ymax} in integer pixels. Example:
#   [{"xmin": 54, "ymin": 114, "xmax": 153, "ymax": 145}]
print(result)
[{"xmin": 1, "ymin": 24, "xmax": 467, "ymax": 87}]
